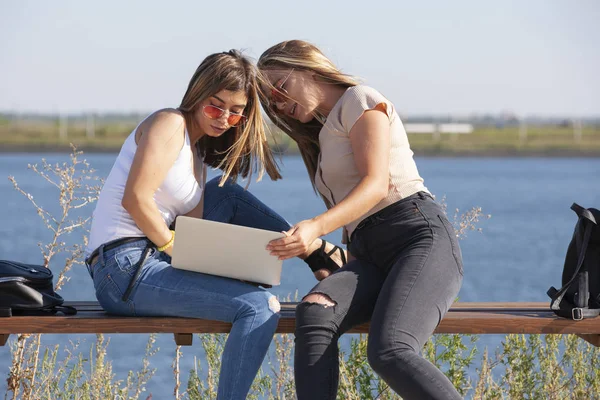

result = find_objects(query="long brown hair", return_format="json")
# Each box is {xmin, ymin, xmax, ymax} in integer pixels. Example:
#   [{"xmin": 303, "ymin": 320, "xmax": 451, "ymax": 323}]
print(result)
[
  {"xmin": 257, "ymin": 40, "xmax": 360, "ymax": 195},
  {"xmin": 180, "ymin": 50, "xmax": 281, "ymax": 184}
]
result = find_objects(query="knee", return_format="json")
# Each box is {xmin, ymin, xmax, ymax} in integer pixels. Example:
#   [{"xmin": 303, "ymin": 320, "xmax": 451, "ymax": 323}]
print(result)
[
  {"xmin": 205, "ymin": 175, "xmax": 221, "ymax": 190},
  {"xmin": 302, "ymin": 293, "xmax": 336, "ymax": 307},
  {"xmin": 240, "ymin": 291, "xmax": 281, "ymax": 323},
  {"xmin": 295, "ymin": 294, "xmax": 337, "ymax": 336},
  {"xmin": 367, "ymin": 337, "xmax": 414, "ymax": 375},
  {"xmin": 206, "ymin": 175, "xmax": 241, "ymax": 193}
]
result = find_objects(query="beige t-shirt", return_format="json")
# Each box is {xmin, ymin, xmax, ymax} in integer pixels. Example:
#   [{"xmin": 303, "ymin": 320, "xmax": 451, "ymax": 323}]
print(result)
[{"xmin": 315, "ymin": 85, "xmax": 429, "ymax": 243}]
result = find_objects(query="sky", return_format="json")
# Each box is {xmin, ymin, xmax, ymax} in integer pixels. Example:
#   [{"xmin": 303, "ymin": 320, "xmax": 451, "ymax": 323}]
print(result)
[{"xmin": 1, "ymin": 1, "xmax": 599, "ymax": 117}]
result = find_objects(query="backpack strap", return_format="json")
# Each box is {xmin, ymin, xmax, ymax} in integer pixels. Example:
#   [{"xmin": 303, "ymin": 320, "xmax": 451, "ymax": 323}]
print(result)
[
  {"xmin": 571, "ymin": 203, "xmax": 597, "ymax": 225},
  {"xmin": 122, "ymin": 241, "xmax": 153, "ymax": 302},
  {"xmin": 548, "ymin": 203, "xmax": 598, "ymax": 320},
  {"xmin": 0, "ymin": 304, "xmax": 78, "ymax": 317}
]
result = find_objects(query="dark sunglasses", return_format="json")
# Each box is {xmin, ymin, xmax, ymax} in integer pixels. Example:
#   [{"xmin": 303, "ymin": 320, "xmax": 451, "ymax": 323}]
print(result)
[{"xmin": 202, "ymin": 105, "xmax": 247, "ymax": 127}]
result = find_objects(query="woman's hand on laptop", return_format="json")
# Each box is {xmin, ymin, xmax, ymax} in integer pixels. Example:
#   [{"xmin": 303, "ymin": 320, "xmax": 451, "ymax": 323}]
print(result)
[{"xmin": 267, "ymin": 219, "xmax": 321, "ymax": 260}]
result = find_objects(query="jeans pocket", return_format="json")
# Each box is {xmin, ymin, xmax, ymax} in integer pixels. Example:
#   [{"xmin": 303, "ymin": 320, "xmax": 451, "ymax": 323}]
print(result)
[
  {"xmin": 114, "ymin": 247, "xmax": 152, "ymax": 276},
  {"xmin": 356, "ymin": 201, "xmax": 422, "ymax": 237},
  {"xmin": 437, "ymin": 215, "xmax": 464, "ymax": 276},
  {"xmin": 95, "ymin": 273, "xmax": 135, "ymax": 315}
]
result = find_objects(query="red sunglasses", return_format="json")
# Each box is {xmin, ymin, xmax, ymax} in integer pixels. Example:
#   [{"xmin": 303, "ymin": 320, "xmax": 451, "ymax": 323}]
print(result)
[
  {"xmin": 270, "ymin": 69, "xmax": 294, "ymax": 112},
  {"xmin": 202, "ymin": 105, "xmax": 247, "ymax": 127}
]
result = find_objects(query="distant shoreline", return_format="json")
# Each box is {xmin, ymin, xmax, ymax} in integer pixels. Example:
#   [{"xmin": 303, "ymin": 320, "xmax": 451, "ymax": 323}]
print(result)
[{"xmin": 1, "ymin": 143, "xmax": 598, "ymax": 158}]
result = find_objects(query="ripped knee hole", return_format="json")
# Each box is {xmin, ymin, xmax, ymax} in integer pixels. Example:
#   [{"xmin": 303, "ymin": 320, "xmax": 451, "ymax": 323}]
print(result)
[
  {"xmin": 268, "ymin": 295, "xmax": 281, "ymax": 313},
  {"xmin": 301, "ymin": 293, "xmax": 336, "ymax": 308}
]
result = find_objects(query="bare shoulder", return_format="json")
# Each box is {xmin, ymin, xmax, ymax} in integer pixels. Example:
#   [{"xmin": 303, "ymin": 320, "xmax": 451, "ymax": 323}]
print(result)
[
  {"xmin": 137, "ymin": 108, "xmax": 186, "ymax": 143},
  {"xmin": 147, "ymin": 108, "xmax": 185, "ymax": 130}
]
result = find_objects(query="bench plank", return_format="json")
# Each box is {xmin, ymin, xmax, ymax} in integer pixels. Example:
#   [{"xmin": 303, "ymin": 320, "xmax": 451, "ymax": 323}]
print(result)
[
  {"xmin": 48, "ymin": 301, "xmax": 555, "ymax": 312},
  {"xmin": 1, "ymin": 302, "xmax": 599, "ymax": 347}
]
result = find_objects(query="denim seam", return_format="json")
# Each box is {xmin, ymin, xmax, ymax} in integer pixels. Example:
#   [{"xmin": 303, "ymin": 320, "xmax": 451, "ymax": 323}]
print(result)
[
  {"xmin": 389, "ymin": 201, "xmax": 433, "ymax": 359},
  {"xmin": 389, "ymin": 202, "xmax": 458, "ymax": 398},
  {"xmin": 95, "ymin": 273, "xmax": 113, "ymax": 296},
  {"xmin": 229, "ymin": 300, "xmax": 259, "ymax": 398},
  {"xmin": 437, "ymin": 215, "xmax": 464, "ymax": 276},
  {"xmin": 399, "ymin": 348, "xmax": 461, "ymax": 399},
  {"xmin": 136, "ymin": 279, "xmax": 252, "ymax": 302}
]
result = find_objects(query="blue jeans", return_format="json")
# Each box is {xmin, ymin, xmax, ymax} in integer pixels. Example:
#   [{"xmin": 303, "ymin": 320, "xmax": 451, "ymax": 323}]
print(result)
[{"xmin": 88, "ymin": 177, "xmax": 291, "ymax": 400}]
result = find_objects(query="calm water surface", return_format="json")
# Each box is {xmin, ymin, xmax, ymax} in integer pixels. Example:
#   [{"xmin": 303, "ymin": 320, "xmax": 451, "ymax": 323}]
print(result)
[{"xmin": 1, "ymin": 153, "xmax": 598, "ymax": 398}]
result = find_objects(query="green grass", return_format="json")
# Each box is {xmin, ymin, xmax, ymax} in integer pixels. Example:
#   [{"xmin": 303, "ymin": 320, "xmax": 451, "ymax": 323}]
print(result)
[
  {"xmin": 1, "ymin": 119, "xmax": 599, "ymax": 156},
  {"xmin": 406, "ymin": 126, "xmax": 600, "ymax": 156}
]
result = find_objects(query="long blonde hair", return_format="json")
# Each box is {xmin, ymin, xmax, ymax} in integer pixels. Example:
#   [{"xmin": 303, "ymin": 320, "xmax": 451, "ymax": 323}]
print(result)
[
  {"xmin": 180, "ymin": 50, "xmax": 281, "ymax": 184},
  {"xmin": 257, "ymin": 40, "xmax": 359, "ymax": 196}
]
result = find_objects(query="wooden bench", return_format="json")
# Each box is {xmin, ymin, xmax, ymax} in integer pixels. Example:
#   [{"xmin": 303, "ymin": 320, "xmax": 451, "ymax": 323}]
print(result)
[{"xmin": 1, "ymin": 302, "xmax": 600, "ymax": 347}]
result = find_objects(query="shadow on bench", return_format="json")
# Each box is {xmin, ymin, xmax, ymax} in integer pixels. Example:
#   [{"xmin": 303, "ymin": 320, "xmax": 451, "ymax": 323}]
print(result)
[{"xmin": 1, "ymin": 302, "xmax": 599, "ymax": 347}]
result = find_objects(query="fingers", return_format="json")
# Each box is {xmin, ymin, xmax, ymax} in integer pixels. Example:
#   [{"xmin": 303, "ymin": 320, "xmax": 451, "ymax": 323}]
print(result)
[
  {"xmin": 267, "ymin": 228, "xmax": 303, "ymax": 251},
  {"xmin": 267, "ymin": 228, "xmax": 295, "ymax": 247},
  {"xmin": 270, "ymin": 242, "xmax": 307, "ymax": 259},
  {"xmin": 266, "ymin": 225, "xmax": 312, "ymax": 259},
  {"xmin": 269, "ymin": 235, "xmax": 298, "ymax": 247}
]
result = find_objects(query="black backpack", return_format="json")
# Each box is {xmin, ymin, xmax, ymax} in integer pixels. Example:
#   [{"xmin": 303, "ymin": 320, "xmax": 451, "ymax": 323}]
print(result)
[
  {"xmin": 0, "ymin": 260, "xmax": 76, "ymax": 317},
  {"xmin": 548, "ymin": 203, "xmax": 600, "ymax": 320}
]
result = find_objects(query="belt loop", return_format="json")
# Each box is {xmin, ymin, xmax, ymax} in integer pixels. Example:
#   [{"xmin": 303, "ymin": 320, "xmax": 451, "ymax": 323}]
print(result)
[
  {"xmin": 85, "ymin": 258, "xmax": 94, "ymax": 279},
  {"xmin": 98, "ymin": 244, "xmax": 106, "ymax": 269},
  {"xmin": 418, "ymin": 191, "xmax": 432, "ymax": 201},
  {"xmin": 86, "ymin": 244, "xmax": 105, "ymax": 280}
]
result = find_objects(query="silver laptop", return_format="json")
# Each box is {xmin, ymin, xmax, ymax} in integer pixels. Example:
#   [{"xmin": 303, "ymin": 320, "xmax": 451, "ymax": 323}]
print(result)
[{"xmin": 171, "ymin": 216, "xmax": 285, "ymax": 286}]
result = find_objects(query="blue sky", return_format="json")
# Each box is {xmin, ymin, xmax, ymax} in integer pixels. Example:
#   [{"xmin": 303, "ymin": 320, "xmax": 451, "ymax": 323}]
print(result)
[{"xmin": 1, "ymin": 1, "xmax": 598, "ymax": 117}]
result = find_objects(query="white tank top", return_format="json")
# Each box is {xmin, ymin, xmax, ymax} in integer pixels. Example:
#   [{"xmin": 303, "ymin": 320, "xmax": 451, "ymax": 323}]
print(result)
[{"xmin": 86, "ymin": 119, "xmax": 204, "ymax": 256}]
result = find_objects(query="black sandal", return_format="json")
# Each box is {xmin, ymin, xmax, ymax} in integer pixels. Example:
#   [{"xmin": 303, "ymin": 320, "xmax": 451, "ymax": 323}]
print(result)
[{"xmin": 304, "ymin": 240, "xmax": 347, "ymax": 274}]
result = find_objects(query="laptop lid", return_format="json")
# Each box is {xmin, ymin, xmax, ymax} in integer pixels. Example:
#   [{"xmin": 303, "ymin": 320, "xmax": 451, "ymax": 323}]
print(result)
[{"xmin": 171, "ymin": 216, "xmax": 285, "ymax": 286}]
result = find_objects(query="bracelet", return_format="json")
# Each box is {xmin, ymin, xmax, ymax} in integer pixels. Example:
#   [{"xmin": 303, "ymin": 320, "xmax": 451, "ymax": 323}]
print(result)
[{"xmin": 157, "ymin": 230, "xmax": 175, "ymax": 252}]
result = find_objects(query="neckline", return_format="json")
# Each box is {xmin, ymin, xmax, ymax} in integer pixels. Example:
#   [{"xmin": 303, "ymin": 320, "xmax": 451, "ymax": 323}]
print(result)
[{"xmin": 322, "ymin": 85, "xmax": 355, "ymax": 125}]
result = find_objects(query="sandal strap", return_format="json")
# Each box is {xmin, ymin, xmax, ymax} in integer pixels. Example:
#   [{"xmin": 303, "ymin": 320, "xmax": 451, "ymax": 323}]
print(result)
[
  {"xmin": 339, "ymin": 246, "xmax": 347, "ymax": 264},
  {"xmin": 304, "ymin": 240, "xmax": 346, "ymax": 273},
  {"xmin": 321, "ymin": 239, "xmax": 346, "ymax": 265}
]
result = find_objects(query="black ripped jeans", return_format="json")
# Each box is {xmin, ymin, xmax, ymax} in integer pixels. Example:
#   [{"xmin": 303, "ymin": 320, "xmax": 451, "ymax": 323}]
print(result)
[{"xmin": 294, "ymin": 192, "xmax": 464, "ymax": 400}]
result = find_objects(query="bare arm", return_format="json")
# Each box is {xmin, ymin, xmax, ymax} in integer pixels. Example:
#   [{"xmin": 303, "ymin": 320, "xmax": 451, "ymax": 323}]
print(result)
[
  {"xmin": 268, "ymin": 105, "xmax": 390, "ymax": 259},
  {"xmin": 121, "ymin": 109, "xmax": 186, "ymax": 255},
  {"xmin": 313, "ymin": 104, "xmax": 390, "ymax": 236}
]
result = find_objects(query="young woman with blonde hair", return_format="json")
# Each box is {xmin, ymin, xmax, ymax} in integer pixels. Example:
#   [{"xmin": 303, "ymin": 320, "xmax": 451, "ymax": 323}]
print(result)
[
  {"xmin": 259, "ymin": 40, "xmax": 464, "ymax": 400},
  {"xmin": 85, "ymin": 49, "xmax": 343, "ymax": 400}
]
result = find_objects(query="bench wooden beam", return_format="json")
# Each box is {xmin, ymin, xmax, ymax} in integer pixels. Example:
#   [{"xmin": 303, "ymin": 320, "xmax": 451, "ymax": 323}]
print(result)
[
  {"xmin": 174, "ymin": 333, "xmax": 193, "ymax": 346},
  {"xmin": 1, "ymin": 302, "xmax": 599, "ymax": 347},
  {"xmin": 578, "ymin": 334, "xmax": 600, "ymax": 347}
]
